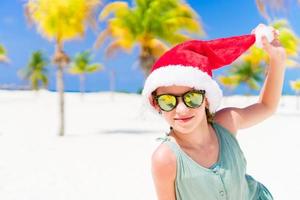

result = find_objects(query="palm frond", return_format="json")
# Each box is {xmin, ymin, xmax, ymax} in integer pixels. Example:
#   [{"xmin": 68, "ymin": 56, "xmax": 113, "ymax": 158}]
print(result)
[
  {"xmin": 99, "ymin": 2, "xmax": 129, "ymax": 20},
  {"xmin": 96, "ymin": 0, "xmax": 204, "ymax": 75},
  {"xmin": 290, "ymin": 79, "xmax": 300, "ymax": 92},
  {"xmin": 0, "ymin": 44, "xmax": 6, "ymax": 55},
  {"xmin": 69, "ymin": 66, "xmax": 83, "ymax": 74},
  {"xmin": 19, "ymin": 50, "xmax": 49, "ymax": 90},
  {"xmin": 25, "ymin": 0, "xmax": 100, "ymax": 42},
  {"xmin": 0, "ymin": 44, "xmax": 10, "ymax": 63},
  {"xmin": 286, "ymin": 58, "xmax": 300, "ymax": 68},
  {"xmin": 255, "ymin": 0, "xmax": 271, "ymax": 21},
  {"xmin": 68, "ymin": 50, "xmax": 102, "ymax": 74},
  {"xmin": 94, "ymin": 29, "xmax": 111, "ymax": 49},
  {"xmin": 247, "ymin": 78, "xmax": 261, "ymax": 90},
  {"xmin": 147, "ymin": 39, "xmax": 168, "ymax": 57},
  {"xmin": 106, "ymin": 39, "xmax": 133, "ymax": 56},
  {"xmin": 86, "ymin": 63, "xmax": 102, "ymax": 73},
  {"xmin": 255, "ymin": 0, "xmax": 291, "ymax": 20},
  {"xmin": 218, "ymin": 75, "xmax": 240, "ymax": 89}
]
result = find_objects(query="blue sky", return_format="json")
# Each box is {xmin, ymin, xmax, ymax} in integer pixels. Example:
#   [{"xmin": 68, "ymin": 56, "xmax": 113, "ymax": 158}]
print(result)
[{"xmin": 0, "ymin": 0, "xmax": 300, "ymax": 94}]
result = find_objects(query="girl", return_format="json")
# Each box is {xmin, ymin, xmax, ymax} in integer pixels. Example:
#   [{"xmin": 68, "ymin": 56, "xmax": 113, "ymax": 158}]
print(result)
[{"xmin": 142, "ymin": 24, "xmax": 286, "ymax": 200}]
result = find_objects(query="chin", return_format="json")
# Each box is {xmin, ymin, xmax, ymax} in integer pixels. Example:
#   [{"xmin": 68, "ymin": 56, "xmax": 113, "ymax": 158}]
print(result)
[
  {"xmin": 173, "ymin": 125, "xmax": 195, "ymax": 135},
  {"xmin": 172, "ymin": 117, "xmax": 204, "ymax": 134}
]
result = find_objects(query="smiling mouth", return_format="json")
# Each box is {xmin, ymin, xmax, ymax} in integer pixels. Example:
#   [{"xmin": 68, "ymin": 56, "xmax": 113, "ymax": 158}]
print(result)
[{"xmin": 174, "ymin": 116, "xmax": 194, "ymax": 122}]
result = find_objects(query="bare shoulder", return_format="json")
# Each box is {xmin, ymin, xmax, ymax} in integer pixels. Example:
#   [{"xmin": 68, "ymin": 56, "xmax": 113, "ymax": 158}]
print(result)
[
  {"xmin": 214, "ymin": 107, "xmax": 239, "ymax": 136},
  {"xmin": 152, "ymin": 143, "xmax": 177, "ymax": 175},
  {"xmin": 151, "ymin": 143, "xmax": 177, "ymax": 200}
]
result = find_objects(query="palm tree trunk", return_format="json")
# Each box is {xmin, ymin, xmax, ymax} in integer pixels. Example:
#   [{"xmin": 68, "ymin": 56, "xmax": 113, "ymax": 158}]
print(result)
[
  {"xmin": 109, "ymin": 69, "xmax": 115, "ymax": 101},
  {"xmin": 139, "ymin": 46, "xmax": 156, "ymax": 76},
  {"xmin": 53, "ymin": 41, "xmax": 69, "ymax": 136},
  {"xmin": 79, "ymin": 74, "xmax": 85, "ymax": 99},
  {"xmin": 57, "ymin": 64, "xmax": 65, "ymax": 136}
]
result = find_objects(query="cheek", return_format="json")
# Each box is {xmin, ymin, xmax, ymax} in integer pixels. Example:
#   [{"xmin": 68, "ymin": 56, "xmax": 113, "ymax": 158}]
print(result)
[
  {"xmin": 194, "ymin": 107, "xmax": 207, "ymax": 118},
  {"xmin": 161, "ymin": 112, "xmax": 175, "ymax": 125}
]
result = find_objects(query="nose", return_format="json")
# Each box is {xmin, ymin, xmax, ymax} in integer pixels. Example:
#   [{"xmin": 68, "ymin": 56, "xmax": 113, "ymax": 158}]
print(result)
[{"xmin": 175, "ymin": 98, "xmax": 189, "ymax": 113}]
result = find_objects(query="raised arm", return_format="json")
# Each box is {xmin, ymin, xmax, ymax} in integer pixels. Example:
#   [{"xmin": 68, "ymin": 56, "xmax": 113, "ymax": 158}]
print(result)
[
  {"xmin": 215, "ymin": 30, "xmax": 286, "ymax": 134},
  {"xmin": 151, "ymin": 144, "xmax": 177, "ymax": 200}
]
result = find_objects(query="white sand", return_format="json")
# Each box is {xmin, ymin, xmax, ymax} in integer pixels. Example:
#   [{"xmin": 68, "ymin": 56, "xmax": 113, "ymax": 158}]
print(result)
[{"xmin": 0, "ymin": 90, "xmax": 299, "ymax": 200}]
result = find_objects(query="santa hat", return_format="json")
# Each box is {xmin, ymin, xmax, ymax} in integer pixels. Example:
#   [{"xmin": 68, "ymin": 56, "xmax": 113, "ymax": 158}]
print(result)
[{"xmin": 142, "ymin": 24, "xmax": 275, "ymax": 113}]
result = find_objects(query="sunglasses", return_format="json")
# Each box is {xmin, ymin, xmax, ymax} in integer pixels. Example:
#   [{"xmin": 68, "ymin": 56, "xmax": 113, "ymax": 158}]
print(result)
[{"xmin": 153, "ymin": 90, "xmax": 206, "ymax": 112}]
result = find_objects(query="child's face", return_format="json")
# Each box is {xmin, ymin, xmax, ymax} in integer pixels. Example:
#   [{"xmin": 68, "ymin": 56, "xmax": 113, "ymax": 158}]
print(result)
[{"xmin": 154, "ymin": 86, "xmax": 208, "ymax": 134}]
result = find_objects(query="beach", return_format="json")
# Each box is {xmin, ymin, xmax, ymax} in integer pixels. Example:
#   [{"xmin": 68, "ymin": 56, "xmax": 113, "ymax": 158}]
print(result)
[{"xmin": 0, "ymin": 90, "xmax": 299, "ymax": 200}]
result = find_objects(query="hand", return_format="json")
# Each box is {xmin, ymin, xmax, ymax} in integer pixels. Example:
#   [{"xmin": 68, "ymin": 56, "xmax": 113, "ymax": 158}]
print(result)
[{"xmin": 261, "ymin": 30, "xmax": 286, "ymax": 65}]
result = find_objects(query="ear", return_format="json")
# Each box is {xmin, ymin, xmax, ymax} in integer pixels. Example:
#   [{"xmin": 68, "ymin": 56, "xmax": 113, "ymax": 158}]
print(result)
[
  {"xmin": 154, "ymin": 104, "xmax": 161, "ymax": 113},
  {"xmin": 149, "ymin": 96, "xmax": 161, "ymax": 113},
  {"xmin": 154, "ymin": 105, "xmax": 162, "ymax": 114}
]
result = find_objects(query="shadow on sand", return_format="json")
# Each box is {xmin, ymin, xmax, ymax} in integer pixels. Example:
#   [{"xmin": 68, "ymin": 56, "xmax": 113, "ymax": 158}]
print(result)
[{"xmin": 100, "ymin": 129, "xmax": 164, "ymax": 134}]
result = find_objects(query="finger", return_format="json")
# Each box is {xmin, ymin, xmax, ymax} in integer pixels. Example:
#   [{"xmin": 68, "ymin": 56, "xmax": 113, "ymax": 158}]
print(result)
[
  {"xmin": 261, "ymin": 36, "xmax": 271, "ymax": 50},
  {"xmin": 261, "ymin": 36, "xmax": 269, "ymax": 46},
  {"xmin": 271, "ymin": 39, "xmax": 282, "ymax": 47},
  {"xmin": 251, "ymin": 23, "xmax": 264, "ymax": 34},
  {"xmin": 270, "ymin": 29, "xmax": 281, "ymax": 46},
  {"xmin": 272, "ymin": 29, "xmax": 280, "ymax": 40}
]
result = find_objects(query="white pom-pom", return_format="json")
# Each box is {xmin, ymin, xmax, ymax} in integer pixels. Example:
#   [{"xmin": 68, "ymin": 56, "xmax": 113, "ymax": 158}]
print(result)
[{"xmin": 252, "ymin": 24, "xmax": 274, "ymax": 48}]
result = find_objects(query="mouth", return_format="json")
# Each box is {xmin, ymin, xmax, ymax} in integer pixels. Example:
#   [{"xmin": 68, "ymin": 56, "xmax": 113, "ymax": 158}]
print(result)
[{"xmin": 174, "ymin": 116, "xmax": 194, "ymax": 123}]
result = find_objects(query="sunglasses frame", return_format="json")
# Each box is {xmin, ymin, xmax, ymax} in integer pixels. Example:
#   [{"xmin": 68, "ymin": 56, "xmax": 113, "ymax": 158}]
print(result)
[{"xmin": 153, "ymin": 89, "xmax": 206, "ymax": 112}]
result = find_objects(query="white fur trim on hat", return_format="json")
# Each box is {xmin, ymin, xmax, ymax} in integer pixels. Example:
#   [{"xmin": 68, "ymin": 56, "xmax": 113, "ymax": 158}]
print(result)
[{"xmin": 142, "ymin": 65, "xmax": 223, "ymax": 113}]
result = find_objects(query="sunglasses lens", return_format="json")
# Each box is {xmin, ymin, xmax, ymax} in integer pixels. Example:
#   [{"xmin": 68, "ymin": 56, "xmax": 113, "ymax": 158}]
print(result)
[
  {"xmin": 184, "ymin": 91, "xmax": 204, "ymax": 108},
  {"xmin": 157, "ymin": 95, "xmax": 177, "ymax": 111}
]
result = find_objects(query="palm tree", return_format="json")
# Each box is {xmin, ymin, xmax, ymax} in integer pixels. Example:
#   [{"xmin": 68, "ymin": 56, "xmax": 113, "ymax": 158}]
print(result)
[
  {"xmin": 218, "ymin": 75, "xmax": 241, "ymax": 105},
  {"xmin": 218, "ymin": 75, "xmax": 241, "ymax": 93},
  {"xmin": 0, "ymin": 44, "xmax": 9, "ymax": 63},
  {"xmin": 218, "ymin": 46, "xmax": 267, "ymax": 96},
  {"xmin": 95, "ymin": 0, "xmax": 204, "ymax": 76},
  {"xmin": 218, "ymin": 19, "xmax": 299, "ymax": 95},
  {"xmin": 255, "ymin": 0, "xmax": 300, "ymax": 21},
  {"xmin": 68, "ymin": 50, "xmax": 103, "ymax": 96},
  {"xmin": 272, "ymin": 20, "xmax": 299, "ymax": 65},
  {"xmin": 19, "ymin": 50, "xmax": 48, "ymax": 90},
  {"xmin": 25, "ymin": 0, "xmax": 100, "ymax": 136},
  {"xmin": 290, "ymin": 80, "xmax": 300, "ymax": 110},
  {"xmin": 229, "ymin": 61, "xmax": 264, "ymax": 95}
]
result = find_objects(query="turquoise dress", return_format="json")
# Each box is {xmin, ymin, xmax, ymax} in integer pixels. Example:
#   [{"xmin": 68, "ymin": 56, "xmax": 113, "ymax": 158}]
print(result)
[{"xmin": 158, "ymin": 122, "xmax": 273, "ymax": 200}]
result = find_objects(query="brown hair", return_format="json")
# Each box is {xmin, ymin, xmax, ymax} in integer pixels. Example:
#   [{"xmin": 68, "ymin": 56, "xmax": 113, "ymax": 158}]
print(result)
[{"xmin": 205, "ymin": 107, "xmax": 215, "ymax": 124}]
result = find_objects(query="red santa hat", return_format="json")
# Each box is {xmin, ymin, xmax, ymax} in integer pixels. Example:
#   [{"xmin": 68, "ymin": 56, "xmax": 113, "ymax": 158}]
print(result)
[{"xmin": 142, "ymin": 24, "xmax": 275, "ymax": 113}]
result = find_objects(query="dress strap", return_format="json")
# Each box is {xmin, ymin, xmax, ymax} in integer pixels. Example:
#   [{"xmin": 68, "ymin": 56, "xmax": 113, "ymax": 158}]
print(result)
[
  {"xmin": 156, "ymin": 135, "xmax": 182, "ymax": 156},
  {"xmin": 156, "ymin": 135, "xmax": 171, "ymax": 142}
]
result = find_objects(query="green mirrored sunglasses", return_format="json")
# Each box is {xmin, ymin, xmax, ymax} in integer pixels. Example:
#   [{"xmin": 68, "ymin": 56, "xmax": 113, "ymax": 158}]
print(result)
[{"xmin": 154, "ymin": 90, "xmax": 205, "ymax": 112}]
